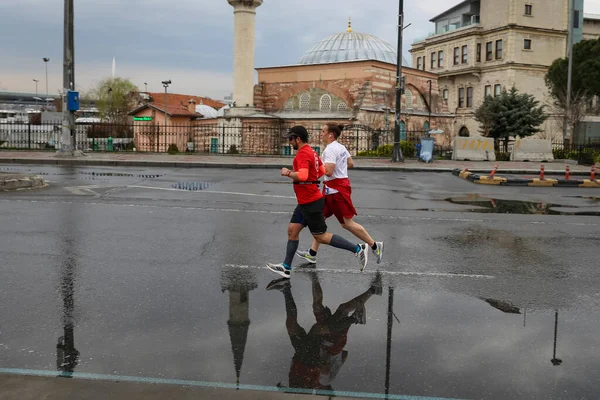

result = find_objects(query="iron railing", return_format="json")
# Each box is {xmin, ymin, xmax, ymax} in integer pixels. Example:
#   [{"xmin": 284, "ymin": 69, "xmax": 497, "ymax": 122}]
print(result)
[{"xmin": 0, "ymin": 122, "xmax": 446, "ymax": 158}]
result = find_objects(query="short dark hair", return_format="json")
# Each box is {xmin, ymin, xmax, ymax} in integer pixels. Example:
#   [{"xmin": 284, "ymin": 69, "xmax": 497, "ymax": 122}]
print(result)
[
  {"xmin": 286, "ymin": 125, "xmax": 309, "ymax": 142},
  {"xmin": 325, "ymin": 123, "xmax": 344, "ymax": 139}
]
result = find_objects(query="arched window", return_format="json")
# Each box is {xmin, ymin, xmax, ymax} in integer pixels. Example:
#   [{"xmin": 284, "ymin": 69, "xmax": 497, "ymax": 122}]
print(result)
[
  {"xmin": 424, "ymin": 121, "xmax": 430, "ymax": 134},
  {"xmin": 405, "ymin": 90, "xmax": 413, "ymax": 109},
  {"xmin": 337, "ymin": 101, "xmax": 348, "ymax": 111},
  {"xmin": 300, "ymin": 93, "xmax": 310, "ymax": 111},
  {"xmin": 320, "ymin": 94, "xmax": 332, "ymax": 112},
  {"xmin": 284, "ymin": 99, "xmax": 294, "ymax": 111},
  {"xmin": 459, "ymin": 126, "xmax": 470, "ymax": 137}
]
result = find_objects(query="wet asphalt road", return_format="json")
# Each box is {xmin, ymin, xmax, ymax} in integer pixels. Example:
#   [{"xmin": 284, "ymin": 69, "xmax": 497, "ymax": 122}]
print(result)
[{"xmin": 1, "ymin": 164, "xmax": 600, "ymax": 400}]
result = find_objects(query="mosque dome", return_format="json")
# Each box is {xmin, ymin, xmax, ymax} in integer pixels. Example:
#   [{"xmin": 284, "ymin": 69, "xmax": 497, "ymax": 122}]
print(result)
[{"xmin": 298, "ymin": 19, "xmax": 398, "ymax": 65}]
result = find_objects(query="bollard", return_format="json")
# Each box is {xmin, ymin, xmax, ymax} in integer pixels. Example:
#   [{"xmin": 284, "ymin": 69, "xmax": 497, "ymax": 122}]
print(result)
[
  {"xmin": 489, "ymin": 164, "xmax": 499, "ymax": 178},
  {"xmin": 592, "ymin": 165, "xmax": 597, "ymax": 181},
  {"xmin": 540, "ymin": 164, "xmax": 545, "ymax": 181},
  {"xmin": 565, "ymin": 165, "xmax": 570, "ymax": 181}
]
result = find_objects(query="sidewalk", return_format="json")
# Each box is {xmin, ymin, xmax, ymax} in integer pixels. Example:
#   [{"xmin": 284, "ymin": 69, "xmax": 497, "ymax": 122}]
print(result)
[{"xmin": 0, "ymin": 150, "xmax": 597, "ymax": 174}]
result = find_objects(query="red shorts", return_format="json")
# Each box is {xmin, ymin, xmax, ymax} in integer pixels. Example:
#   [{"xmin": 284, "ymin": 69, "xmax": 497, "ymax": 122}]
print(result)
[{"xmin": 323, "ymin": 192, "xmax": 357, "ymax": 224}]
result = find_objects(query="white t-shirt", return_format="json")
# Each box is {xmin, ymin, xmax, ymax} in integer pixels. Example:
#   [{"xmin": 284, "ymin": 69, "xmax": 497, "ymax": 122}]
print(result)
[{"xmin": 322, "ymin": 141, "xmax": 351, "ymax": 195}]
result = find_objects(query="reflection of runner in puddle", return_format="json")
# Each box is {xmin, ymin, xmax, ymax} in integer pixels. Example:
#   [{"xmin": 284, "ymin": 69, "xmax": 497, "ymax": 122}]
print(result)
[{"xmin": 266, "ymin": 272, "xmax": 382, "ymax": 391}]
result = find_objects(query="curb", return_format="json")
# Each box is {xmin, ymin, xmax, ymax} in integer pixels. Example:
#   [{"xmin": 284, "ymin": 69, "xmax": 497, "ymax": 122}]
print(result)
[
  {"xmin": 453, "ymin": 169, "xmax": 600, "ymax": 188},
  {"xmin": 0, "ymin": 174, "xmax": 47, "ymax": 191},
  {"xmin": 0, "ymin": 156, "xmax": 597, "ymax": 174}
]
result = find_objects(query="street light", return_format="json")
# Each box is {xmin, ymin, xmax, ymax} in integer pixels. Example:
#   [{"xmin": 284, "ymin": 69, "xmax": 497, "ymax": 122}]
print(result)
[
  {"xmin": 144, "ymin": 82, "xmax": 148, "ymax": 92},
  {"xmin": 43, "ymin": 58, "xmax": 50, "ymax": 107},
  {"xmin": 161, "ymin": 80, "xmax": 171, "ymax": 153},
  {"xmin": 33, "ymin": 79, "xmax": 39, "ymax": 95}
]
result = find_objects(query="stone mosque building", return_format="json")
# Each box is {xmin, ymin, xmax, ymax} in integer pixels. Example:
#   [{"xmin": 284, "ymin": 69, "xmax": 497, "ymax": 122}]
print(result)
[{"xmin": 212, "ymin": 0, "xmax": 452, "ymax": 154}]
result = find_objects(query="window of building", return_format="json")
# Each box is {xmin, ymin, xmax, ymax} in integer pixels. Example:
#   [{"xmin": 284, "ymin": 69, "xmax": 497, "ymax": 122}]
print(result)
[
  {"xmin": 422, "ymin": 56, "xmax": 426, "ymax": 70},
  {"xmin": 337, "ymin": 102, "xmax": 348, "ymax": 111},
  {"xmin": 458, "ymin": 88, "xmax": 465, "ymax": 108},
  {"xmin": 431, "ymin": 52, "xmax": 436, "ymax": 69},
  {"xmin": 284, "ymin": 99, "xmax": 294, "ymax": 111},
  {"xmin": 319, "ymin": 94, "xmax": 332, "ymax": 112},
  {"xmin": 486, "ymin": 42, "xmax": 493, "ymax": 61},
  {"xmin": 405, "ymin": 90, "xmax": 413, "ymax": 109},
  {"xmin": 443, "ymin": 89, "xmax": 449, "ymax": 102},
  {"xmin": 454, "ymin": 47, "xmax": 460, "ymax": 65},
  {"xmin": 494, "ymin": 84, "xmax": 502, "ymax": 97},
  {"xmin": 462, "ymin": 45, "xmax": 468, "ymax": 64},
  {"xmin": 417, "ymin": 57, "xmax": 422, "ymax": 70},
  {"xmin": 466, "ymin": 87, "xmax": 473, "ymax": 107},
  {"xmin": 525, "ymin": 4, "xmax": 533, "ymax": 16},
  {"xmin": 496, "ymin": 40, "xmax": 503, "ymax": 59},
  {"xmin": 300, "ymin": 93, "xmax": 310, "ymax": 111},
  {"xmin": 438, "ymin": 50, "xmax": 444, "ymax": 68},
  {"xmin": 484, "ymin": 85, "xmax": 492, "ymax": 98},
  {"xmin": 524, "ymin": 39, "xmax": 532, "ymax": 50},
  {"xmin": 476, "ymin": 43, "xmax": 481, "ymax": 62}
]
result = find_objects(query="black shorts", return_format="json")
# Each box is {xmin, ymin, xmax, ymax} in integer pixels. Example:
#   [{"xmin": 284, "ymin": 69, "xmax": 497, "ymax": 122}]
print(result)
[{"xmin": 290, "ymin": 198, "xmax": 328, "ymax": 235}]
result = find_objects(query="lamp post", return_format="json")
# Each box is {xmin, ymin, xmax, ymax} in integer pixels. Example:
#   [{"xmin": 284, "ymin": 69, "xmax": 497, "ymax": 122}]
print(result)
[
  {"xmin": 392, "ymin": 0, "xmax": 405, "ymax": 162},
  {"xmin": 43, "ymin": 57, "xmax": 50, "ymax": 108},
  {"xmin": 427, "ymin": 79, "xmax": 432, "ymax": 132},
  {"xmin": 144, "ymin": 82, "xmax": 148, "ymax": 92},
  {"xmin": 161, "ymin": 80, "xmax": 171, "ymax": 153},
  {"xmin": 33, "ymin": 79, "xmax": 39, "ymax": 95}
]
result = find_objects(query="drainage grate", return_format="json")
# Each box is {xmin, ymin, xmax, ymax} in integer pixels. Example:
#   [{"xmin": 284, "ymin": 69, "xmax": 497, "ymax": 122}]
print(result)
[{"xmin": 171, "ymin": 181, "xmax": 212, "ymax": 191}]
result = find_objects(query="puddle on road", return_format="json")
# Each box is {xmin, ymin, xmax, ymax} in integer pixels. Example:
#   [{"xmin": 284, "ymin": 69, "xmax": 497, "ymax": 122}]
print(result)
[{"xmin": 446, "ymin": 195, "xmax": 600, "ymax": 216}]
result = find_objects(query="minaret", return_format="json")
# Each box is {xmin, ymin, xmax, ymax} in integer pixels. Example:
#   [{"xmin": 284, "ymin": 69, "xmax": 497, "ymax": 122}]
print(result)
[
  {"xmin": 226, "ymin": 0, "xmax": 263, "ymax": 113},
  {"xmin": 221, "ymin": 267, "xmax": 257, "ymax": 387}
]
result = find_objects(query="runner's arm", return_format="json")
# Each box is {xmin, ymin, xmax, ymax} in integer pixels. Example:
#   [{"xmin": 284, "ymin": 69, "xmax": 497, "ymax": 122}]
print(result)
[
  {"xmin": 347, "ymin": 157, "xmax": 354, "ymax": 169},
  {"xmin": 323, "ymin": 163, "xmax": 335, "ymax": 177},
  {"xmin": 282, "ymin": 167, "xmax": 309, "ymax": 181}
]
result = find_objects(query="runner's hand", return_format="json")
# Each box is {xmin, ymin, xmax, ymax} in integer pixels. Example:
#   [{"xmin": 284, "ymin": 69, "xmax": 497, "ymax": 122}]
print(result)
[{"xmin": 281, "ymin": 168, "xmax": 291, "ymax": 177}]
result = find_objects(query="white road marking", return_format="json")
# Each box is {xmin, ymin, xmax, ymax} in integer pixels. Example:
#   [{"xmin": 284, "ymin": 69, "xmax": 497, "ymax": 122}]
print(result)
[
  {"xmin": 1, "ymin": 199, "xmax": 598, "ymax": 226},
  {"xmin": 224, "ymin": 264, "xmax": 496, "ymax": 279},
  {"xmin": 128, "ymin": 186, "xmax": 295, "ymax": 199}
]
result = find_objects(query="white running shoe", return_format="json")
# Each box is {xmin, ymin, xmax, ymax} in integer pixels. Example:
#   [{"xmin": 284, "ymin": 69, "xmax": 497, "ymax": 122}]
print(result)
[
  {"xmin": 295, "ymin": 249, "xmax": 317, "ymax": 264},
  {"xmin": 266, "ymin": 263, "xmax": 291, "ymax": 279},
  {"xmin": 356, "ymin": 244, "xmax": 368, "ymax": 271},
  {"xmin": 372, "ymin": 241, "xmax": 384, "ymax": 264}
]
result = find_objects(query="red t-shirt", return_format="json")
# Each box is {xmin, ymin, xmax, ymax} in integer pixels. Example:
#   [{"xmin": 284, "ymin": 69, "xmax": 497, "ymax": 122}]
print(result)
[{"xmin": 293, "ymin": 145, "xmax": 323, "ymax": 205}]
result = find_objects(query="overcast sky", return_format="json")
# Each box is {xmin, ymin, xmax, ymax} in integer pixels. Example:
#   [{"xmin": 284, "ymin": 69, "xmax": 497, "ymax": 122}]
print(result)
[{"xmin": 1, "ymin": 0, "xmax": 600, "ymax": 101}]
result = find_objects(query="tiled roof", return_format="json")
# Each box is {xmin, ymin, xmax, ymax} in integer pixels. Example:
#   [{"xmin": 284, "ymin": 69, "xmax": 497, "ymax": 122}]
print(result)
[{"xmin": 145, "ymin": 92, "xmax": 225, "ymax": 110}]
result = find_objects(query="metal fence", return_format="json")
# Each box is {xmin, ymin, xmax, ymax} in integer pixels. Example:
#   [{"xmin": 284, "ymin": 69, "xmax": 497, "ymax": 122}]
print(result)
[
  {"xmin": 551, "ymin": 140, "xmax": 600, "ymax": 165},
  {"xmin": 0, "ymin": 122, "xmax": 447, "ymax": 158}
]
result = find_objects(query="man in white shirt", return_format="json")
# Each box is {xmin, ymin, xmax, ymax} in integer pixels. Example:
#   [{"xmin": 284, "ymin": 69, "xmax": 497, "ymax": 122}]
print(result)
[{"xmin": 296, "ymin": 123, "xmax": 384, "ymax": 269}]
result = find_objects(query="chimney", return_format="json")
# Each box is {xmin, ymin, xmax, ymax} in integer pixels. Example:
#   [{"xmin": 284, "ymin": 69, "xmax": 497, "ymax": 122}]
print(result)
[{"xmin": 188, "ymin": 99, "xmax": 197, "ymax": 113}]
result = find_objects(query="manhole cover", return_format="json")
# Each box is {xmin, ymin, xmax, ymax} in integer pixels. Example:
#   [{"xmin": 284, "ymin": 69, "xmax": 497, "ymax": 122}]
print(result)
[{"xmin": 172, "ymin": 181, "xmax": 212, "ymax": 191}]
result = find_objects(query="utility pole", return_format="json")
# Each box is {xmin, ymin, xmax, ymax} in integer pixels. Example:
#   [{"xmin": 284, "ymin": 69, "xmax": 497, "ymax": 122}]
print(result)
[
  {"xmin": 43, "ymin": 58, "xmax": 50, "ymax": 108},
  {"xmin": 58, "ymin": 0, "xmax": 80, "ymax": 155},
  {"xmin": 162, "ymin": 80, "xmax": 171, "ymax": 153},
  {"xmin": 564, "ymin": 0, "xmax": 574, "ymax": 145},
  {"xmin": 428, "ymin": 79, "xmax": 432, "ymax": 133},
  {"xmin": 392, "ymin": 0, "xmax": 405, "ymax": 162}
]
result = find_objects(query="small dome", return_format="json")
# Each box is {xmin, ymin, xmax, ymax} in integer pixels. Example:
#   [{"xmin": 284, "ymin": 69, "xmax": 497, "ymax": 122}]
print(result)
[{"xmin": 298, "ymin": 30, "xmax": 398, "ymax": 65}]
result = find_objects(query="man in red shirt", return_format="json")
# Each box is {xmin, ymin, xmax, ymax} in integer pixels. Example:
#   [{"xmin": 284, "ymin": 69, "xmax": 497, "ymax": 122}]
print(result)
[{"xmin": 267, "ymin": 126, "xmax": 368, "ymax": 278}]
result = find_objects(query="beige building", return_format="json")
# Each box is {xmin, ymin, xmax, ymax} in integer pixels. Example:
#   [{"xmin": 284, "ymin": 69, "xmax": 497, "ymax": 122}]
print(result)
[
  {"xmin": 583, "ymin": 13, "xmax": 600, "ymax": 40},
  {"xmin": 410, "ymin": 0, "xmax": 599, "ymax": 140}
]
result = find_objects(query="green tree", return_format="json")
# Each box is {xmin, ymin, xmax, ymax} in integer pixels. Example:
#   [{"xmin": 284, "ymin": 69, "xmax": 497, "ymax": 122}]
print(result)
[
  {"xmin": 475, "ymin": 87, "xmax": 547, "ymax": 149},
  {"xmin": 93, "ymin": 77, "xmax": 138, "ymax": 124},
  {"xmin": 545, "ymin": 38, "xmax": 600, "ymax": 140},
  {"xmin": 545, "ymin": 38, "xmax": 600, "ymax": 105}
]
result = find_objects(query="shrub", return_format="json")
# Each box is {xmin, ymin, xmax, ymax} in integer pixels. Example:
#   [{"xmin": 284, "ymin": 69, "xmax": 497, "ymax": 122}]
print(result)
[
  {"xmin": 228, "ymin": 144, "xmax": 239, "ymax": 154},
  {"xmin": 596, "ymin": 153, "xmax": 600, "ymax": 164},
  {"xmin": 357, "ymin": 141, "xmax": 415, "ymax": 157},
  {"xmin": 553, "ymin": 148, "xmax": 568, "ymax": 159},
  {"xmin": 495, "ymin": 151, "xmax": 511, "ymax": 161},
  {"xmin": 167, "ymin": 144, "xmax": 179, "ymax": 155}
]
